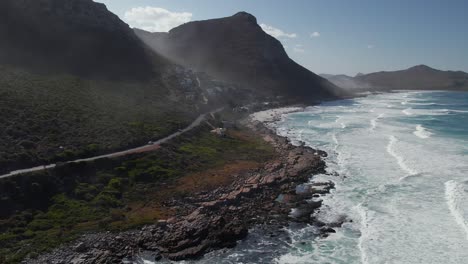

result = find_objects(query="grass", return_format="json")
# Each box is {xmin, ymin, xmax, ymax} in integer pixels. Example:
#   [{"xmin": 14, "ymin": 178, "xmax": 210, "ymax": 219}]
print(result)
[{"xmin": 0, "ymin": 123, "xmax": 275, "ymax": 263}]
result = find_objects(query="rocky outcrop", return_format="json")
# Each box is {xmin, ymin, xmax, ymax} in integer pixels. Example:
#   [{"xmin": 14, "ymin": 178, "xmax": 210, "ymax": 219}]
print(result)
[{"xmin": 29, "ymin": 120, "xmax": 337, "ymax": 263}]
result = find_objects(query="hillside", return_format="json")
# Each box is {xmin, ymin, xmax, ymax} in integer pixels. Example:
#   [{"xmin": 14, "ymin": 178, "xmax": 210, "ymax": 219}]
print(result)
[
  {"xmin": 0, "ymin": 0, "xmax": 237, "ymax": 174},
  {"xmin": 322, "ymin": 65, "xmax": 468, "ymax": 91},
  {"xmin": 0, "ymin": 0, "xmax": 158, "ymax": 80},
  {"xmin": 134, "ymin": 12, "xmax": 345, "ymax": 102}
]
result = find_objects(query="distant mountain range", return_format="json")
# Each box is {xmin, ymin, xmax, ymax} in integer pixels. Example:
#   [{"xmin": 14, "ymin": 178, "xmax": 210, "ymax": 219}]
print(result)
[
  {"xmin": 134, "ymin": 12, "xmax": 345, "ymax": 101},
  {"xmin": 321, "ymin": 65, "xmax": 468, "ymax": 91}
]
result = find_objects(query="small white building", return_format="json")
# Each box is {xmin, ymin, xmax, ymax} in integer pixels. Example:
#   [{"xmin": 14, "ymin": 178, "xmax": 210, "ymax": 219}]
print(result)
[{"xmin": 210, "ymin": 128, "xmax": 226, "ymax": 137}]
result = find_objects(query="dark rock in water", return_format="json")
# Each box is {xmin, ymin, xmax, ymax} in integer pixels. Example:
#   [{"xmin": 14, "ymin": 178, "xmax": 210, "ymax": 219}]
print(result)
[
  {"xmin": 290, "ymin": 200, "xmax": 323, "ymax": 222},
  {"xmin": 327, "ymin": 214, "xmax": 350, "ymax": 228},
  {"xmin": 295, "ymin": 181, "xmax": 335, "ymax": 199},
  {"xmin": 320, "ymin": 226, "xmax": 336, "ymax": 233}
]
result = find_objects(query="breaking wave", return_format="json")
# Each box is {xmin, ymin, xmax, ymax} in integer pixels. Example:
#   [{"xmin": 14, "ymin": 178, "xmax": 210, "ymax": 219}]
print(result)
[
  {"xmin": 445, "ymin": 180, "xmax": 468, "ymax": 240},
  {"xmin": 413, "ymin": 125, "xmax": 433, "ymax": 139}
]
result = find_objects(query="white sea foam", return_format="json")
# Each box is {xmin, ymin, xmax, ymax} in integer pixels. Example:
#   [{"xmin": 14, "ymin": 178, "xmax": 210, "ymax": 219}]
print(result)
[
  {"xmin": 370, "ymin": 119, "xmax": 377, "ymax": 131},
  {"xmin": 369, "ymin": 113, "xmax": 384, "ymax": 131},
  {"xmin": 386, "ymin": 136, "xmax": 418, "ymax": 177},
  {"xmin": 334, "ymin": 116, "xmax": 348, "ymax": 129},
  {"xmin": 250, "ymin": 107, "xmax": 303, "ymax": 123},
  {"xmin": 402, "ymin": 108, "xmax": 412, "ymax": 115},
  {"xmin": 413, "ymin": 125, "xmax": 433, "ymax": 139},
  {"xmin": 297, "ymin": 129, "xmax": 304, "ymax": 142},
  {"xmin": 445, "ymin": 180, "xmax": 468, "ymax": 240},
  {"xmin": 331, "ymin": 133, "xmax": 340, "ymax": 152},
  {"xmin": 437, "ymin": 109, "xmax": 468, "ymax": 114},
  {"xmin": 275, "ymin": 253, "xmax": 314, "ymax": 264},
  {"xmin": 236, "ymin": 92, "xmax": 468, "ymax": 264},
  {"xmin": 409, "ymin": 102, "xmax": 439, "ymax": 106},
  {"xmin": 356, "ymin": 204, "xmax": 370, "ymax": 264}
]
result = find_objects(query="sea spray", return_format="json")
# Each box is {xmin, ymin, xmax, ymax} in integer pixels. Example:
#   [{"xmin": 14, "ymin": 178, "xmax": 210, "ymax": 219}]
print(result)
[
  {"xmin": 413, "ymin": 125, "xmax": 433, "ymax": 139},
  {"xmin": 402, "ymin": 108, "xmax": 412, "ymax": 115},
  {"xmin": 356, "ymin": 204, "xmax": 370, "ymax": 264},
  {"xmin": 386, "ymin": 135, "xmax": 418, "ymax": 177},
  {"xmin": 445, "ymin": 180, "xmax": 468, "ymax": 240},
  {"xmin": 369, "ymin": 113, "xmax": 384, "ymax": 131}
]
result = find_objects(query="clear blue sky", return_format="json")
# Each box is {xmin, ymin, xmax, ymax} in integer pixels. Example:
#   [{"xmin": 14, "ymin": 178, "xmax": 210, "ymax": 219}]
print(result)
[{"xmin": 96, "ymin": 0, "xmax": 468, "ymax": 76}]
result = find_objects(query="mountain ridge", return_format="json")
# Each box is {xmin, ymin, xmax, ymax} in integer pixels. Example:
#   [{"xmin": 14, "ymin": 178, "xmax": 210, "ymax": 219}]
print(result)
[
  {"xmin": 134, "ymin": 12, "xmax": 346, "ymax": 102},
  {"xmin": 321, "ymin": 65, "xmax": 468, "ymax": 91},
  {"xmin": 0, "ymin": 0, "xmax": 157, "ymax": 80}
]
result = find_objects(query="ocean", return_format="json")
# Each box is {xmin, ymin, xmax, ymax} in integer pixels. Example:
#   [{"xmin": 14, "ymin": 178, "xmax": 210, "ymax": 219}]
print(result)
[{"xmin": 147, "ymin": 91, "xmax": 468, "ymax": 264}]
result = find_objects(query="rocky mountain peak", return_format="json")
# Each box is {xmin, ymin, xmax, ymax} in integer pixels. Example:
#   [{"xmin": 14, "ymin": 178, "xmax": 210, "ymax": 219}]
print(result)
[
  {"xmin": 135, "ymin": 12, "xmax": 344, "ymax": 101},
  {"xmin": 408, "ymin": 64, "xmax": 434, "ymax": 71},
  {"xmin": 231, "ymin": 11, "xmax": 258, "ymax": 24}
]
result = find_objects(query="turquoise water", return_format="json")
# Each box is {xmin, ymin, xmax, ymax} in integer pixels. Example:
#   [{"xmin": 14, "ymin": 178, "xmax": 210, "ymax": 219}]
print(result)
[
  {"xmin": 145, "ymin": 91, "xmax": 468, "ymax": 264},
  {"xmin": 272, "ymin": 91, "xmax": 468, "ymax": 264}
]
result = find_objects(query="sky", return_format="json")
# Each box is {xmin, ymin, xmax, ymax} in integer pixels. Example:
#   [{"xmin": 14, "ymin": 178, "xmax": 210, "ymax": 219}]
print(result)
[{"xmin": 95, "ymin": 0, "xmax": 468, "ymax": 76}]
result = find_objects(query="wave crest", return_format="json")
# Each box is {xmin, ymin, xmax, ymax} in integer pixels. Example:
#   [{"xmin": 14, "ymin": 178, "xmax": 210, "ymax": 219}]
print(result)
[
  {"xmin": 413, "ymin": 125, "xmax": 433, "ymax": 139},
  {"xmin": 445, "ymin": 180, "xmax": 468, "ymax": 240}
]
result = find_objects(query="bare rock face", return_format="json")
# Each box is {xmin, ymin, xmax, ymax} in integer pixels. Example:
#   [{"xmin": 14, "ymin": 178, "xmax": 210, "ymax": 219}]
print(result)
[
  {"xmin": 0, "ymin": 0, "xmax": 155, "ymax": 80},
  {"xmin": 134, "ymin": 12, "xmax": 346, "ymax": 102}
]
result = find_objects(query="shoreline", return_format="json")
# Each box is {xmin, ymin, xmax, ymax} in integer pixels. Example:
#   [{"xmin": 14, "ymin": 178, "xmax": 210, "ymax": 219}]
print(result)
[{"xmin": 29, "ymin": 107, "xmax": 338, "ymax": 263}]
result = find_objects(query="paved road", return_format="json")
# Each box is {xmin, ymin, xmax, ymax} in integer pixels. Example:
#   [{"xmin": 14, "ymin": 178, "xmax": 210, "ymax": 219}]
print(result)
[{"xmin": 0, "ymin": 108, "xmax": 223, "ymax": 179}]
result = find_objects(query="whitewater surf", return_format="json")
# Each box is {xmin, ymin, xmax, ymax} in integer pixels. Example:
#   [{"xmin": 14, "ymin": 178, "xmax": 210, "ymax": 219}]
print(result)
[{"xmin": 146, "ymin": 91, "xmax": 468, "ymax": 264}]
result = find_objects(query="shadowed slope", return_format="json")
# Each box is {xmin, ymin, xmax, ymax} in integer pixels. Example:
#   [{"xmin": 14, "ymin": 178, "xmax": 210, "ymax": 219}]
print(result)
[
  {"xmin": 135, "ymin": 12, "xmax": 345, "ymax": 102},
  {"xmin": 0, "ymin": 0, "xmax": 156, "ymax": 80}
]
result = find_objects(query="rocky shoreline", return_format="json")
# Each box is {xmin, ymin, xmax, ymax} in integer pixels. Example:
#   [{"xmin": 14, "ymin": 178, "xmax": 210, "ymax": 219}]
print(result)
[{"xmin": 28, "ymin": 117, "xmax": 338, "ymax": 264}]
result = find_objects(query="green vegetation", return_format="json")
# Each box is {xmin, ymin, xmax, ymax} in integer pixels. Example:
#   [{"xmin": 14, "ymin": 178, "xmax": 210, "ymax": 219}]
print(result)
[
  {"xmin": 0, "ymin": 65, "xmax": 196, "ymax": 174},
  {"xmin": 0, "ymin": 122, "xmax": 275, "ymax": 263}
]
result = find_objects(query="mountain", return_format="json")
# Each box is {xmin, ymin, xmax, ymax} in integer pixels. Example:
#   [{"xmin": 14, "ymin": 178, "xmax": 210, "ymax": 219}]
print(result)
[
  {"xmin": 134, "ymin": 12, "xmax": 345, "ymax": 102},
  {"xmin": 322, "ymin": 65, "xmax": 468, "ymax": 91},
  {"xmin": 0, "ymin": 2, "xmax": 327, "ymax": 175},
  {"xmin": 0, "ymin": 0, "xmax": 155, "ymax": 80},
  {"xmin": 0, "ymin": 0, "xmax": 236, "ymax": 174},
  {"xmin": 355, "ymin": 65, "xmax": 468, "ymax": 91}
]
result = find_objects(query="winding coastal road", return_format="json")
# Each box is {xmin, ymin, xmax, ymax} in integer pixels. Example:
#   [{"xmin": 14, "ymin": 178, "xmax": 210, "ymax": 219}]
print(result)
[{"xmin": 0, "ymin": 108, "xmax": 223, "ymax": 179}]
